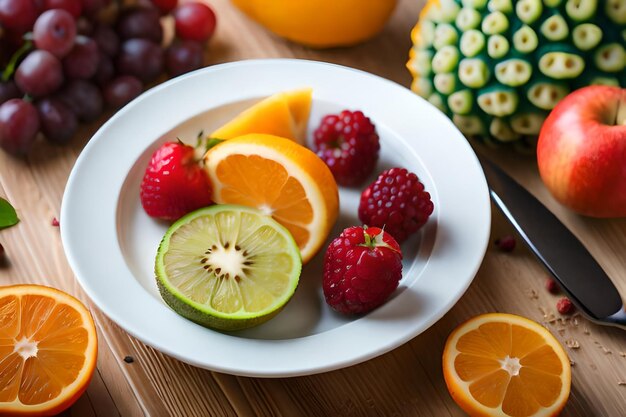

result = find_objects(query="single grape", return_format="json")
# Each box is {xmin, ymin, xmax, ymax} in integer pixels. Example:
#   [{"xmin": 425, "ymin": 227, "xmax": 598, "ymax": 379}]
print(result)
[
  {"xmin": 58, "ymin": 79, "xmax": 103, "ymax": 122},
  {"xmin": 150, "ymin": 0, "xmax": 177, "ymax": 14},
  {"xmin": 37, "ymin": 97, "xmax": 77, "ymax": 144},
  {"xmin": 0, "ymin": 0, "xmax": 38, "ymax": 32},
  {"xmin": 63, "ymin": 35, "xmax": 100, "ymax": 79},
  {"xmin": 117, "ymin": 7, "xmax": 163, "ymax": 43},
  {"xmin": 173, "ymin": 2, "xmax": 216, "ymax": 42},
  {"xmin": 33, "ymin": 9, "xmax": 77, "ymax": 58},
  {"xmin": 94, "ymin": 52, "xmax": 114, "ymax": 86},
  {"xmin": 165, "ymin": 40, "xmax": 203, "ymax": 77},
  {"xmin": 43, "ymin": 0, "xmax": 82, "ymax": 18},
  {"xmin": 0, "ymin": 81, "xmax": 20, "ymax": 105},
  {"xmin": 93, "ymin": 24, "xmax": 119, "ymax": 56},
  {"xmin": 103, "ymin": 75, "xmax": 142, "ymax": 108},
  {"xmin": 15, "ymin": 50, "xmax": 64, "ymax": 97},
  {"xmin": 116, "ymin": 38, "xmax": 163, "ymax": 83},
  {"xmin": 0, "ymin": 98, "xmax": 40, "ymax": 156}
]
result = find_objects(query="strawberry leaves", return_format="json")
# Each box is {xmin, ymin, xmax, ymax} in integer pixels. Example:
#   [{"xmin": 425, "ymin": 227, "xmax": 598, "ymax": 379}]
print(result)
[{"xmin": 0, "ymin": 197, "xmax": 19, "ymax": 229}]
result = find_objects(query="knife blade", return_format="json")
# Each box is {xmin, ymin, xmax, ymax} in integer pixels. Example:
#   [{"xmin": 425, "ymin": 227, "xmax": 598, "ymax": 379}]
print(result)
[{"xmin": 479, "ymin": 155, "xmax": 626, "ymax": 329}]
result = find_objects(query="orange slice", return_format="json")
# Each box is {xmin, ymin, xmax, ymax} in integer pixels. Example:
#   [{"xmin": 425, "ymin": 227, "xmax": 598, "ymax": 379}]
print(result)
[
  {"xmin": 0, "ymin": 285, "xmax": 98, "ymax": 416},
  {"xmin": 443, "ymin": 313, "xmax": 571, "ymax": 417},
  {"xmin": 210, "ymin": 89, "xmax": 312, "ymax": 145},
  {"xmin": 203, "ymin": 133, "xmax": 339, "ymax": 263}
]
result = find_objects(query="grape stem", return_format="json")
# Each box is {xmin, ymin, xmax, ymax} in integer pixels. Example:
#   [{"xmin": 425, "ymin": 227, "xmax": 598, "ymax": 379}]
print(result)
[{"xmin": 2, "ymin": 41, "xmax": 33, "ymax": 82}]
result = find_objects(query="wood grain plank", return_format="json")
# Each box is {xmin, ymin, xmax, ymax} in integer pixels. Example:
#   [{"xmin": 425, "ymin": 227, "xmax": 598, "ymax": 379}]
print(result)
[
  {"xmin": 0, "ymin": 135, "xmax": 145, "ymax": 417},
  {"xmin": 91, "ymin": 325, "xmax": 144, "ymax": 417},
  {"xmin": 0, "ymin": 166, "xmax": 113, "ymax": 417},
  {"xmin": 95, "ymin": 314, "xmax": 239, "ymax": 417}
]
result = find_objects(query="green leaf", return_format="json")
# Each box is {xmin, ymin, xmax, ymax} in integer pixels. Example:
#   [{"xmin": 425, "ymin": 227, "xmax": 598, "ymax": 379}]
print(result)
[{"xmin": 0, "ymin": 198, "xmax": 19, "ymax": 229}]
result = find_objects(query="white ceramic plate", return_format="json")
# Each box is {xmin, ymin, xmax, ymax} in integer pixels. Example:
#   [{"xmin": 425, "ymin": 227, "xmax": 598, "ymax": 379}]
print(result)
[{"xmin": 61, "ymin": 59, "xmax": 490, "ymax": 377}]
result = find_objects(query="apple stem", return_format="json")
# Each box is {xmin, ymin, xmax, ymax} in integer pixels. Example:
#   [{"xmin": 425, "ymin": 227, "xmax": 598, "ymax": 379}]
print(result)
[{"xmin": 617, "ymin": 98, "xmax": 626, "ymax": 126}]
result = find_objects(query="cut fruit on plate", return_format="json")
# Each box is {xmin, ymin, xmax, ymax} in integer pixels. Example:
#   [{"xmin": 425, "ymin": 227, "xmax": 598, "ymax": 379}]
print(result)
[
  {"xmin": 203, "ymin": 133, "xmax": 339, "ymax": 264},
  {"xmin": 155, "ymin": 204, "xmax": 302, "ymax": 331},
  {"xmin": 443, "ymin": 313, "xmax": 571, "ymax": 417},
  {"xmin": 210, "ymin": 88, "xmax": 312, "ymax": 144},
  {"xmin": 0, "ymin": 285, "xmax": 98, "ymax": 417}
]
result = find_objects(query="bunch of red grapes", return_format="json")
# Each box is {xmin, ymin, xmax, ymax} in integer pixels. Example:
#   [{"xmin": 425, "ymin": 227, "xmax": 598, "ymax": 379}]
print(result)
[{"xmin": 0, "ymin": 0, "xmax": 217, "ymax": 156}]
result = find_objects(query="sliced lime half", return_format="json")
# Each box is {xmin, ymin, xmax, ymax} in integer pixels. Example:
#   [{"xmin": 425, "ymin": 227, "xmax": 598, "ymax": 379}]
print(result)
[{"xmin": 155, "ymin": 204, "xmax": 302, "ymax": 331}]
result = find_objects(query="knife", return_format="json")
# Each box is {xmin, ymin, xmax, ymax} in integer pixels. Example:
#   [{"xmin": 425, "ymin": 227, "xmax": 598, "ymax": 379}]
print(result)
[{"xmin": 478, "ymin": 155, "xmax": 626, "ymax": 330}]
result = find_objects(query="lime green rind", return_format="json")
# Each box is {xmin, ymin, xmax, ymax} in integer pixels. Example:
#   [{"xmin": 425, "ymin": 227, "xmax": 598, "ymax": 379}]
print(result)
[
  {"xmin": 156, "ymin": 278, "xmax": 289, "ymax": 331},
  {"xmin": 155, "ymin": 204, "xmax": 302, "ymax": 332}
]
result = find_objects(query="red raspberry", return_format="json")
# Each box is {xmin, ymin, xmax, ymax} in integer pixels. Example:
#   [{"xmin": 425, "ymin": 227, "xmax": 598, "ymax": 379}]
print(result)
[
  {"xmin": 313, "ymin": 110, "xmax": 380, "ymax": 186},
  {"xmin": 556, "ymin": 297, "xmax": 575, "ymax": 315},
  {"xmin": 323, "ymin": 226, "xmax": 402, "ymax": 315},
  {"xmin": 358, "ymin": 167, "xmax": 434, "ymax": 243}
]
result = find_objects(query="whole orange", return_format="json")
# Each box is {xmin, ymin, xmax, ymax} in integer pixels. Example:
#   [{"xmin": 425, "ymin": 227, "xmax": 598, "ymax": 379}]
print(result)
[{"xmin": 231, "ymin": 0, "xmax": 397, "ymax": 48}]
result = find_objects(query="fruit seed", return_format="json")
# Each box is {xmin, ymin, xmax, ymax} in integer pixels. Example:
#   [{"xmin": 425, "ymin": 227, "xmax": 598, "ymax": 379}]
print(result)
[
  {"xmin": 545, "ymin": 278, "xmax": 560, "ymax": 294},
  {"xmin": 494, "ymin": 235, "xmax": 516, "ymax": 252},
  {"xmin": 556, "ymin": 297, "xmax": 575, "ymax": 315}
]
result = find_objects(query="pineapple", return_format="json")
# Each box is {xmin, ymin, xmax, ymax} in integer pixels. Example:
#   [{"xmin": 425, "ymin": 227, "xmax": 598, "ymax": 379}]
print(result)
[{"xmin": 407, "ymin": 0, "xmax": 626, "ymax": 148}]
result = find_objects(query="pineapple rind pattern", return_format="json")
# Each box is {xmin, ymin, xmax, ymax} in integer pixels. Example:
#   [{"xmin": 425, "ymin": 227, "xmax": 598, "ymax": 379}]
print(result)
[{"xmin": 407, "ymin": 0, "xmax": 626, "ymax": 146}]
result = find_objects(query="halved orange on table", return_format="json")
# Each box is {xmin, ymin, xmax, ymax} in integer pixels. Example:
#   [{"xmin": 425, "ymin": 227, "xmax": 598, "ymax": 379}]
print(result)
[
  {"xmin": 443, "ymin": 313, "xmax": 571, "ymax": 417},
  {"xmin": 210, "ymin": 88, "xmax": 312, "ymax": 144},
  {"xmin": 0, "ymin": 285, "xmax": 97, "ymax": 416},
  {"xmin": 203, "ymin": 133, "xmax": 339, "ymax": 263}
]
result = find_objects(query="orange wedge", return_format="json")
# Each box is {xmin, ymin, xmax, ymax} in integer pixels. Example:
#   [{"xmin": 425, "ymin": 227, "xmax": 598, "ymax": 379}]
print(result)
[
  {"xmin": 210, "ymin": 89, "xmax": 312, "ymax": 144},
  {"xmin": 203, "ymin": 133, "xmax": 339, "ymax": 263},
  {"xmin": 443, "ymin": 313, "xmax": 571, "ymax": 417},
  {"xmin": 0, "ymin": 285, "xmax": 98, "ymax": 416}
]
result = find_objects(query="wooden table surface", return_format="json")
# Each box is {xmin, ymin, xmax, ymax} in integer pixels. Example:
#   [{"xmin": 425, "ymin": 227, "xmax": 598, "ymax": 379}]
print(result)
[{"xmin": 2, "ymin": 0, "xmax": 626, "ymax": 416}]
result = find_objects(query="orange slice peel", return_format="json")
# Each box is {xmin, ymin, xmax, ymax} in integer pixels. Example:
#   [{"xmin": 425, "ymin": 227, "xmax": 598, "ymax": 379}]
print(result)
[{"xmin": 210, "ymin": 89, "xmax": 312, "ymax": 145}]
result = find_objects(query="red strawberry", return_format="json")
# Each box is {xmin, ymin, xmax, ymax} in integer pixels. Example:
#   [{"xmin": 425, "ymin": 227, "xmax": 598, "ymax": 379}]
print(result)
[
  {"xmin": 323, "ymin": 226, "xmax": 402, "ymax": 315},
  {"xmin": 140, "ymin": 140, "xmax": 212, "ymax": 220}
]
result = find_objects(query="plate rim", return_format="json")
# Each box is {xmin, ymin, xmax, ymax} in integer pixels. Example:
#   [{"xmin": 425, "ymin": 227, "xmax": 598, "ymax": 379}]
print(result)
[{"xmin": 61, "ymin": 58, "xmax": 491, "ymax": 377}]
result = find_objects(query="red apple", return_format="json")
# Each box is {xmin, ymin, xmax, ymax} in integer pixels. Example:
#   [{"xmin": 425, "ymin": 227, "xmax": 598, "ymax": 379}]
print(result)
[{"xmin": 537, "ymin": 86, "xmax": 626, "ymax": 217}]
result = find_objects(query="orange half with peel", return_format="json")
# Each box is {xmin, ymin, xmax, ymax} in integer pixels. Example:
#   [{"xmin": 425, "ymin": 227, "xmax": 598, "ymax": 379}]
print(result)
[
  {"xmin": 203, "ymin": 133, "xmax": 339, "ymax": 263},
  {"xmin": 0, "ymin": 285, "xmax": 98, "ymax": 416},
  {"xmin": 443, "ymin": 313, "xmax": 571, "ymax": 417}
]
